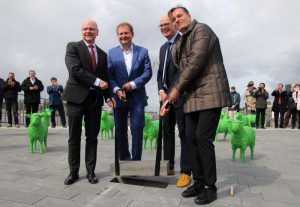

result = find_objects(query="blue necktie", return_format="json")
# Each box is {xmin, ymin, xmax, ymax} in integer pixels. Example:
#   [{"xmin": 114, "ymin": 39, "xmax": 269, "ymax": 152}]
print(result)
[{"xmin": 162, "ymin": 41, "xmax": 172, "ymax": 89}]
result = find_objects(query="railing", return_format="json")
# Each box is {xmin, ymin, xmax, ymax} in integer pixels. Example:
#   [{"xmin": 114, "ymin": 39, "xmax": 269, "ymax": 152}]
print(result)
[{"xmin": 0, "ymin": 94, "xmax": 65, "ymax": 126}]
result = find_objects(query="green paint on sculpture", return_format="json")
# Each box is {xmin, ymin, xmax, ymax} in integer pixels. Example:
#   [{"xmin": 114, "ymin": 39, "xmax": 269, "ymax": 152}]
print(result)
[
  {"xmin": 143, "ymin": 113, "xmax": 159, "ymax": 150},
  {"xmin": 215, "ymin": 111, "xmax": 232, "ymax": 141},
  {"xmin": 229, "ymin": 119, "xmax": 256, "ymax": 163},
  {"xmin": 100, "ymin": 111, "xmax": 114, "ymax": 140},
  {"xmin": 27, "ymin": 113, "xmax": 47, "ymax": 154}
]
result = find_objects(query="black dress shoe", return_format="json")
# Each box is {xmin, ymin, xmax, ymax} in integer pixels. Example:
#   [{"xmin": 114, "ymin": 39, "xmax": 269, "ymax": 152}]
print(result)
[
  {"xmin": 194, "ymin": 187, "xmax": 217, "ymax": 205},
  {"xmin": 64, "ymin": 174, "xmax": 79, "ymax": 185},
  {"xmin": 182, "ymin": 182, "xmax": 203, "ymax": 198},
  {"xmin": 86, "ymin": 173, "xmax": 98, "ymax": 184}
]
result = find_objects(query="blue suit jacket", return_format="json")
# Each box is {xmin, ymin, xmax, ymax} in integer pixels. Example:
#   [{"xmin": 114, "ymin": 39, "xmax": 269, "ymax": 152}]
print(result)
[
  {"xmin": 108, "ymin": 44, "xmax": 152, "ymax": 108},
  {"xmin": 47, "ymin": 85, "xmax": 64, "ymax": 106}
]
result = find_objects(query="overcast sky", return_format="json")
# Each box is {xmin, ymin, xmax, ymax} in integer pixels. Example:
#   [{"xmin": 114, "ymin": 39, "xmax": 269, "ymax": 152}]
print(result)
[{"xmin": 1, "ymin": 0, "xmax": 299, "ymax": 111}]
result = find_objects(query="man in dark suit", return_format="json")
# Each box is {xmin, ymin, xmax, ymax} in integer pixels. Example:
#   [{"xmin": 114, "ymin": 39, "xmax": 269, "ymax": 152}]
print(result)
[
  {"xmin": 63, "ymin": 19, "xmax": 114, "ymax": 185},
  {"xmin": 167, "ymin": 6, "xmax": 231, "ymax": 205},
  {"xmin": 21, "ymin": 70, "xmax": 44, "ymax": 127},
  {"xmin": 108, "ymin": 22, "xmax": 152, "ymax": 161},
  {"xmin": 157, "ymin": 16, "xmax": 191, "ymax": 187}
]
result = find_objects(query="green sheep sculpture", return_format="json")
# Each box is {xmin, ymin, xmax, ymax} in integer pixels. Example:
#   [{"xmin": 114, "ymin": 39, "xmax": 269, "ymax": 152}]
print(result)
[
  {"xmin": 230, "ymin": 119, "xmax": 256, "ymax": 163},
  {"xmin": 215, "ymin": 112, "xmax": 232, "ymax": 141},
  {"xmin": 100, "ymin": 111, "xmax": 114, "ymax": 140},
  {"xmin": 40, "ymin": 108, "xmax": 52, "ymax": 148},
  {"xmin": 27, "ymin": 113, "xmax": 47, "ymax": 154},
  {"xmin": 143, "ymin": 113, "xmax": 159, "ymax": 150}
]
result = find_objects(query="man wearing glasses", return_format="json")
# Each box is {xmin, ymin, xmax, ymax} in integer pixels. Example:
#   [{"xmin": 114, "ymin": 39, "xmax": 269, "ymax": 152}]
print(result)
[{"xmin": 157, "ymin": 16, "xmax": 191, "ymax": 188}]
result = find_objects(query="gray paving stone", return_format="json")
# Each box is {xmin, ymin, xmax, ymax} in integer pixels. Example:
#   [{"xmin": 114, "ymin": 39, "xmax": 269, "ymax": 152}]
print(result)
[
  {"xmin": 34, "ymin": 197, "xmax": 107, "ymax": 207},
  {"xmin": 0, "ymin": 173, "xmax": 22, "ymax": 182},
  {"xmin": 0, "ymin": 180, "xmax": 40, "ymax": 193},
  {"xmin": 72, "ymin": 193, "xmax": 132, "ymax": 207},
  {"xmin": 0, "ymin": 189, "xmax": 45, "ymax": 205},
  {"xmin": 128, "ymin": 201, "xmax": 174, "ymax": 207},
  {"xmin": 32, "ymin": 187, "xmax": 81, "ymax": 200},
  {"xmin": 0, "ymin": 199, "xmax": 34, "ymax": 207},
  {"xmin": 261, "ymin": 188, "xmax": 297, "ymax": 203},
  {"xmin": 0, "ymin": 127, "xmax": 299, "ymax": 206}
]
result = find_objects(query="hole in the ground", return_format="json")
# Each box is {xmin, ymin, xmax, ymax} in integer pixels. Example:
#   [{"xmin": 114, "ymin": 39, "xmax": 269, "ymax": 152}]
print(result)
[{"xmin": 110, "ymin": 176, "xmax": 168, "ymax": 188}]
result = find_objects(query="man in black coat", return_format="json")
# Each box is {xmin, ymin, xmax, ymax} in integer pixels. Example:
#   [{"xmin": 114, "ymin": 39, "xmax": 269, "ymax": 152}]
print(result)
[
  {"xmin": 21, "ymin": 70, "xmax": 44, "ymax": 127},
  {"xmin": 157, "ymin": 16, "xmax": 191, "ymax": 188},
  {"xmin": 62, "ymin": 19, "xmax": 114, "ymax": 185},
  {"xmin": 3, "ymin": 72, "xmax": 21, "ymax": 127},
  {"xmin": 271, "ymin": 83, "xmax": 288, "ymax": 128}
]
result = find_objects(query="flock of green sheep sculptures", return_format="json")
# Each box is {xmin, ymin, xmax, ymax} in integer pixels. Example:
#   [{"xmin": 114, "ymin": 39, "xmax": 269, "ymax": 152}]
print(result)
[{"xmin": 27, "ymin": 110, "xmax": 255, "ymax": 163}]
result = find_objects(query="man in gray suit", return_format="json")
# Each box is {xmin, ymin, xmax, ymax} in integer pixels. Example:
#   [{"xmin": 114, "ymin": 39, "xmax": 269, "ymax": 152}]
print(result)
[
  {"xmin": 167, "ymin": 6, "xmax": 231, "ymax": 205},
  {"xmin": 63, "ymin": 19, "xmax": 114, "ymax": 185}
]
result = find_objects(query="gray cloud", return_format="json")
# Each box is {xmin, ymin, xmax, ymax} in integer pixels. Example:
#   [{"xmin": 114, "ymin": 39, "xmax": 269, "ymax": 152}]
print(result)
[{"xmin": 1, "ymin": 0, "xmax": 299, "ymax": 111}]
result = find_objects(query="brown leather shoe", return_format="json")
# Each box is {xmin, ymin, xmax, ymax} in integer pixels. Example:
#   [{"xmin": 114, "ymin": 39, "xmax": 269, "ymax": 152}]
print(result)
[{"xmin": 177, "ymin": 173, "xmax": 191, "ymax": 188}]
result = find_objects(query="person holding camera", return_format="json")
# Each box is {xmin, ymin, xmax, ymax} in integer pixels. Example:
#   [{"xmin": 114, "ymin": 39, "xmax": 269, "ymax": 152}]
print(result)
[
  {"xmin": 253, "ymin": 83, "xmax": 269, "ymax": 129},
  {"xmin": 47, "ymin": 77, "xmax": 66, "ymax": 128}
]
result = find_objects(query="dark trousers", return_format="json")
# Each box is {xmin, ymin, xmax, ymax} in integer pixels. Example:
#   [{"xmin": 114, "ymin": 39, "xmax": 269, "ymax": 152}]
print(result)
[
  {"xmin": 0, "ymin": 100, "xmax": 2, "ymax": 122},
  {"xmin": 5, "ymin": 99, "xmax": 19, "ymax": 125},
  {"xmin": 297, "ymin": 111, "xmax": 300, "ymax": 129},
  {"xmin": 162, "ymin": 104, "xmax": 191, "ymax": 175},
  {"xmin": 25, "ymin": 103, "xmax": 39, "ymax": 126},
  {"xmin": 114, "ymin": 102, "xmax": 144, "ymax": 161},
  {"xmin": 255, "ymin": 108, "xmax": 266, "ymax": 128},
  {"xmin": 284, "ymin": 108, "xmax": 297, "ymax": 128},
  {"xmin": 274, "ymin": 107, "xmax": 285, "ymax": 128},
  {"xmin": 67, "ymin": 91, "xmax": 102, "ymax": 175},
  {"xmin": 185, "ymin": 108, "xmax": 221, "ymax": 188},
  {"xmin": 50, "ymin": 105, "xmax": 66, "ymax": 126}
]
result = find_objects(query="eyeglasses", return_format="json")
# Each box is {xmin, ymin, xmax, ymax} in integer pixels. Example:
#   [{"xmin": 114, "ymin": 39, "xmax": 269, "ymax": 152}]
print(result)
[{"xmin": 158, "ymin": 23, "xmax": 170, "ymax": 28}]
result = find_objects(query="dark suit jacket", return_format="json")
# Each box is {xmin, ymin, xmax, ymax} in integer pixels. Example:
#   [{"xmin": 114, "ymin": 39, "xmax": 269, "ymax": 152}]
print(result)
[
  {"xmin": 21, "ymin": 77, "xmax": 44, "ymax": 104},
  {"xmin": 63, "ymin": 40, "xmax": 110, "ymax": 105},
  {"xmin": 271, "ymin": 90, "xmax": 288, "ymax": 112},
  {"xmin": 157, "ymin": 33, "xmax": 184, "ymax": 109},
  {"xmin": 3, "ymin": 78, "xmax": 21, "ymax": 100},
  {"xmin": 107, "ymin": 44, "xmax": 152, "ymax": 108}
]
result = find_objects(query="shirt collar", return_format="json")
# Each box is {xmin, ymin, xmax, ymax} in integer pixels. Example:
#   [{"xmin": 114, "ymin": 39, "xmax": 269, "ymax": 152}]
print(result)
[
  {"xmin": 120, "ymin": 44, "xmax": 133, "ymax": 53},
  {"xmin": 168, "ymin": 32, "xmax": 179, "ymax": 44},
  {"xmin": 83, "ymin": 40, "xmax": 96, "ymax": 48}
]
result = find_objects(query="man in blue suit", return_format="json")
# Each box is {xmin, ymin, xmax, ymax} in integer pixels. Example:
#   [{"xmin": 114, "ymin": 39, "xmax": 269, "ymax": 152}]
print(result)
[{"xmin": 108, "ymin": 22, "xmax": 152, "ymax": 160}]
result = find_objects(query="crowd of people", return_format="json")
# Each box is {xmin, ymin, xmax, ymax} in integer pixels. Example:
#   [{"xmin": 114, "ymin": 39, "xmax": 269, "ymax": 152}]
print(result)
[
  {"xmin": 1, "ymin": 5, "xmax": 299, "ymax": 206},
  {"xmin": 229, "ymin": 81, "xmax": 300, "ymax": 129},
  {"xmin": 0, "ymin": 70, "xmax": 66, "ymax": 128}
]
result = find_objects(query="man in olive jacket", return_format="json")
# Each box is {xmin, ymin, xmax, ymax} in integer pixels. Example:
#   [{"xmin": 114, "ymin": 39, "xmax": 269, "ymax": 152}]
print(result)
[
  {"xmin": 253, "ymin": 83, "xmax": 269, "ymax": 129},
  {"xmin": 167, "ymin": 6, "xmax": 231, "ymax": 205}
]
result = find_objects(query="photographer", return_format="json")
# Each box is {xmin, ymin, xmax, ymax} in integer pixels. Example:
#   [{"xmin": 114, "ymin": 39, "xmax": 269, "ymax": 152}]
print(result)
[
  {"xmin": 3, "ymin": 72, "xmax": 21, "ymax": 127},
  {"xmin": 253, "ymin": 83, "xmax": 269, "ymax": 129},
  {"xmin": 47, "ymin": 77, "xmax": 66, "ymax": 128}
]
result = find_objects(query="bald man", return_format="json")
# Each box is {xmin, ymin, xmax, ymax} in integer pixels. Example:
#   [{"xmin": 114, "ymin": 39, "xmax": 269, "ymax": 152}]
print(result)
[
  {"xmin": 157, "ymin": 16, "xmax": 191, "ymax": 187},
  {"xmin": 63, "ymin": 20, "xmax": 114, "ymax": 185}
]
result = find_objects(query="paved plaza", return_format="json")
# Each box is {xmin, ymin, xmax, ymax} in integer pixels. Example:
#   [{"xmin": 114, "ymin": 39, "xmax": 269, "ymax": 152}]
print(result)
[{"xmin": 0, "ymin": 127, "xmax": 300, "ymax": 207}]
